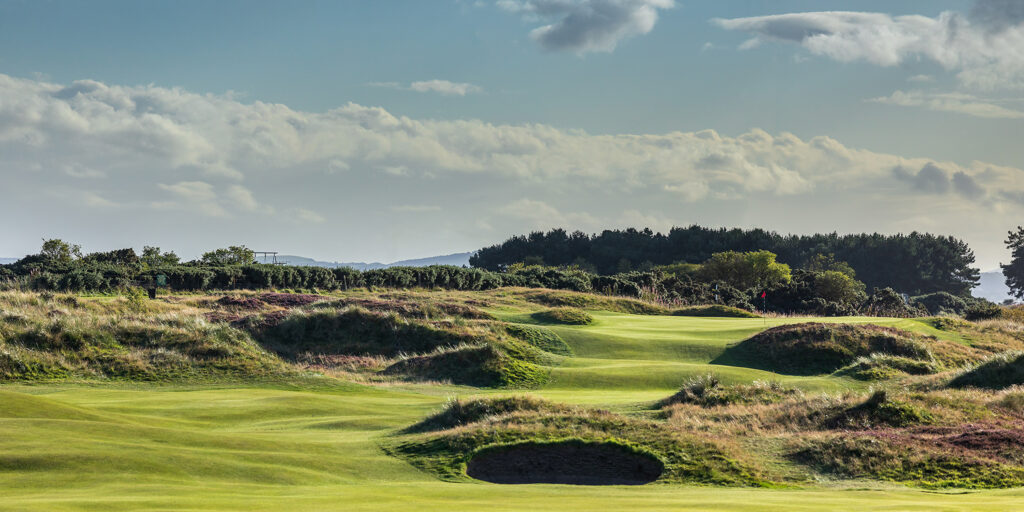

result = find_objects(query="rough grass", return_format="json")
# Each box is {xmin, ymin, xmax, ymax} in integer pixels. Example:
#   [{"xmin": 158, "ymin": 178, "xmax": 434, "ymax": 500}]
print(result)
[
  {"xmin": 793, "ymin": 434, "xmax": 1024, "ymax": 489},
  {"xmin": 674, "ymin": 305, "xmax": 760, "ymax": 318},
  {"xmin": 511, "ymin": 288, "xmax": 668, "ymax": 315},
  {"xmin": 404, "ymin": 395, "xmax": 568, "ymax": 433},
  {"xmin": 504, "ymin": 324, "xmax": 573, "ymax": 356},
  {"xmin": 657, "ymin": 375, "xmax": 801, "ymax": 408},
  {"xmin": 531, "ymin": 307, "xmax": 595, "ymax": 325},
  {"xmin": 717, "ymin": 323, "xmax": 934, "ymax": 375},
  {"xmin": 950, "ymin": 352, "xmax": 1024, "ymax": 390},
  {"xmin": 382, "ymin": 344, "xmax": 550, "ymax": 388},
  {"xmin": 388, "ymin": 397, "xmax": 771, "ymax": 487},
  {"xmin": 250, "ymin": 307, "xmax": 476, "ymax": 358},
  {"xmin": 0, "ymin": 291, "xmax": 289, "ymax": 381},
  {"xmin": 835, "ymin": 353, "xmax": 939, "ymax": 381}
]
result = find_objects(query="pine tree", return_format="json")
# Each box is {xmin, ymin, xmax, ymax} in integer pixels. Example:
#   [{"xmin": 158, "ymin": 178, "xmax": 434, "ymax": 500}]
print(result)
[{"xmin": 1002, "ymin": 226, "xmax": 1024, "ymax": 300}]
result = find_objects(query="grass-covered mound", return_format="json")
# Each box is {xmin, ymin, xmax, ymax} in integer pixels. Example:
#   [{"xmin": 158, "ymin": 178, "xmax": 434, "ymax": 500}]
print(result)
[
  {"xmin": 248, "ymin": 307, "xmax": 474, "ymax": 358},
  {"xmin": 504, "ymin": 324, "xmax": 573, "ymax": 356},
  {"xmin": 0, "ymin": 291, "xmax": 288, "ymax": 381},
  {"xmin": 673, "ymin": 305, "xmax": 759, "ymax": 318},
  {"xmin": 250, "ymin": 303, "xmax": 552, "ymax": 388},
  {"xmin": 388, "ymin": 397, "xmax": 770, "ymax": 487},
  {"xmin": 823, "ymin": 391, "xmax": 933, "ymax": 429},
  {"xmin": 835, "ymin": 354, "xmax": 939, "ymax": 381},
  {"xmin": 531, "ymin": 307, "xmax": 594, "ymax": 325},
  {"xmin": 657, "ymin": 375, "xmax": 800, "ymax": 408},
  {"xmin": 312, "ymin": 296, "xmax": 494, "ymax": 320},
  {"xmin": 404, "ymin": 396, "xmax": 568, "ymax": 433},
  {"xmin": 511, "ymin": 289, "xmax": 668, "ymax": 315},
  {"xmin": 382, "ymin": 344, "xmax": 549, "ymax": 388},
  {"xmin": 717, "ymin": 323, "xmax": 933, "ymax": 375},
  {"xmin": 466, "ymin": 439, "xmax": 664, "ymax": 485},
  {"xmin": 950, "ymin": 352, "xmax": 1024, "ymax": 390},
  {"xmin": 793, "ymin": 434, "xmax": 1024, "ymax": 489}
]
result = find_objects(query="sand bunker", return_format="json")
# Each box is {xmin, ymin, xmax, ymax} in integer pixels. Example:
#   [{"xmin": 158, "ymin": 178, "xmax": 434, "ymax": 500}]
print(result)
[{"xmin": 466, "ymin": 440, "xmax": 663, "ymax": 485}]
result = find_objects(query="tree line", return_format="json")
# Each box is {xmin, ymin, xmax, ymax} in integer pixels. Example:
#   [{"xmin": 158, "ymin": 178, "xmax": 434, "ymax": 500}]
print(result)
[
  {"xmin": 469, "ymin": 226, "xmax": 981, "ymax": 296},
  {"xmin": 0, "ymin": 240, "xmax": 1000, "ymax": 318}
]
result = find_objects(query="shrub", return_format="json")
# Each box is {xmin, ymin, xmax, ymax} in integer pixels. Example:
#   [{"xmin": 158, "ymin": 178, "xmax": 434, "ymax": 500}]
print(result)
[
  {"xmin": 912, "ymin": 292, "xmax": 969, "ymax": 316},
  {"xmin": 861, "ymin": 288, "xmax": 925, "ymax": 318},
  {"xmin": 965, "ymin": 302, "xmax": 1003, "ymax": 321},
  {"xmin": 123, "ymin": 287, "xmax": 149, "ymax": 313}
]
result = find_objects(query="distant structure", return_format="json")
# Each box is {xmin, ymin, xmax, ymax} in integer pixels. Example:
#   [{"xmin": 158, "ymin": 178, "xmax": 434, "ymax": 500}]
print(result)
[{"xmin": 254, "ymin": 251, "xmax": 285, "ymax": 265}]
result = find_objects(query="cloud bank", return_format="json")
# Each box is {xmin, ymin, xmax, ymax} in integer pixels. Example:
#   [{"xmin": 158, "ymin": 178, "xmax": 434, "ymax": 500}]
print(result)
[
  {"xmin": 714, "ymin": 0, "xmax": 1024, "ymax": 90},
  {"xmin": 0, "ymin": 73, "xmax": 1021, "ymax": 266},
  {"xmin": 498, "ymin": 0, "xmax": 674, "ymax": 54}
]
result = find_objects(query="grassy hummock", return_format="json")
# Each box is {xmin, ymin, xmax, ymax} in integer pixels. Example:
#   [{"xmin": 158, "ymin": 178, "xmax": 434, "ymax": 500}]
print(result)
[
  {"xmin": 717, "ymin": 323, "xmax": 934, "ymax": 375},
  {"xmin": 673, "ymin": 305, "xmax": 760, "ymax": 318},
  {"xmin": 388, "ymin": 397, "xmax": 771, "ymax": 487},
  {"xmin": 950, "ymin": 352, "xmax": 1024, "ymax": 390},
  {"xmin": 531, "ymin": 307, "xmax": 595, "ymax": 325}
]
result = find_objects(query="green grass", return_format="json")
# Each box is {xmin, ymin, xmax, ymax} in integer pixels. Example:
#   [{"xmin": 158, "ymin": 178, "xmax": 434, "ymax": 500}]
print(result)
[
  {"xmin": 4, "ymin": 291, "xmax": 1024, "ymax": 510},
  {"xmin": 3, "ymin": 384, "xmax": 1024, "ymax": 511}
]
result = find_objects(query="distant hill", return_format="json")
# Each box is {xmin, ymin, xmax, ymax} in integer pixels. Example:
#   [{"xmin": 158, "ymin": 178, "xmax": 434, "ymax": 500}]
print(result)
[
  {"xmin": 0, "ymin": 258, "xmax": 16, "ymax": 265},
  {"xmin": 973, "ymin": 271, "xmax": 1014, "ymax": 304},
  {"xmin": 272, "ymin": 252, "xmax": 473, "ymax": 270}
]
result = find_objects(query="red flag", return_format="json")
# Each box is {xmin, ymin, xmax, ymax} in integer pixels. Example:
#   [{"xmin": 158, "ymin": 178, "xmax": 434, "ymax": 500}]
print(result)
[{"xmin": 760, "ymin": 291, "xmax": 766, "ymax": 298}]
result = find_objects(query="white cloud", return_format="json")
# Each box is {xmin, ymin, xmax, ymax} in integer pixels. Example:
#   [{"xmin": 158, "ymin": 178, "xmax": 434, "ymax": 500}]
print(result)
[
  {"xmin": 908, "ymin": 74, "xmax": 934, "ymax": 83},
  {"xmin": 1, "ymin": 72, "xmax": 1022, "ymax": 267},
  {"xmin": 368, "ymin": 79, "xmax": 483, "ymax": 96},
  {"xmin": 869, "ymin": 90, "xmax": 1024, "ymax": 119},
  {"xmin": 225, "ymin": 184, "xmax": 260, "ymax": 212},
  {"xmin": 714, "ymin": 1, "xmax": 1024, "ymax": 90},
  {"xmin": 498, "ymin": 0, "xmax": 674, "ymax": 54},
  {"xmin": 497, "ymin": 198, "xmax": 600, "ymax": 230},
  {"xmin": 409, "ymin": 80, "xmax": 483, "ymax": 96},
  {"xmin": 155, "ymin": 181, "xmax": 227, "ymax": 217}
]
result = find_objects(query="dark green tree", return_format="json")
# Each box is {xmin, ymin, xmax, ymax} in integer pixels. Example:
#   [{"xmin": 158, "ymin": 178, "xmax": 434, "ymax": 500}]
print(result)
[
  {"xmin": 141, "ymin": 246, "xmax": 181, "ymax": 266},
  {"xmin": 200, "ymin": 246, "xmax": 255, "ymax": 265},
  {"xmin": 39, "ymin": 239, "xmax": 81, "ymax": 264},
  {"xmin": 1002, "ymin": 226, "xmax": 1024, "ymax": 300}
]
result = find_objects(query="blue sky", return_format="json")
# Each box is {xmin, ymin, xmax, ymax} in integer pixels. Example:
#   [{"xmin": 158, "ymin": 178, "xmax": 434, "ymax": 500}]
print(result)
[{"xmin": 0, "ymin": 0, "xmax": 1021, "ymax": 268}]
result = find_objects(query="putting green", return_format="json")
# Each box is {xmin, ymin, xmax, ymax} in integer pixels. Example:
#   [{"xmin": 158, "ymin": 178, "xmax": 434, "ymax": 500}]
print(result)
[{"xmin": 1, "ymin": 312, "xmax": 1018, "ymax": 511}]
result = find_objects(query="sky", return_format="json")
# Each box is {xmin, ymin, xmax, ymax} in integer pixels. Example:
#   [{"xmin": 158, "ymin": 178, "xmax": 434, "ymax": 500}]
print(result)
[{"xmin": 0, "ymin": 0, "xmax": 1022, "ymax": 269}]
